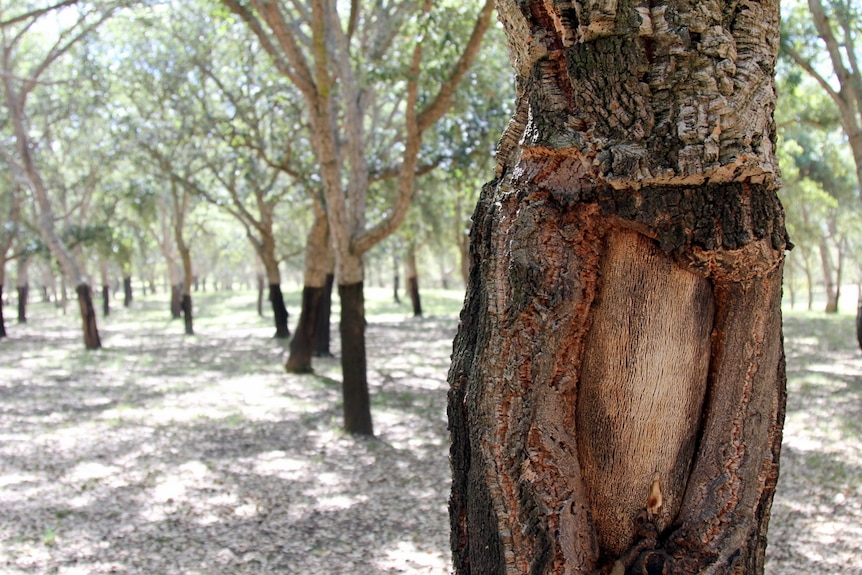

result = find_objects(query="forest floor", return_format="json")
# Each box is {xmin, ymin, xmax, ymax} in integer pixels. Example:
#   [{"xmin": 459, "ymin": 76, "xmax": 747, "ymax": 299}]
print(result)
[{"xmin": 0, "ymin": 288, "xmax": 859, "ymax": 574}]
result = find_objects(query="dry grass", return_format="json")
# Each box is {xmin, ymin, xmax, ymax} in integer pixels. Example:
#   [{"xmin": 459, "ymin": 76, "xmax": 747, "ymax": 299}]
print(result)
[{"xmin": 0, "ymin": 288, "xmax": 859, "ymax": 574}]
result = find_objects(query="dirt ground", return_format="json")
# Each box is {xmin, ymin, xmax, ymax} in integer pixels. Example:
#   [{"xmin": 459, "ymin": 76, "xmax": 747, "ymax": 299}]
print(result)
[{"xmin": 0, "ymin": 291, "xmax": 859, "ymax": 574}]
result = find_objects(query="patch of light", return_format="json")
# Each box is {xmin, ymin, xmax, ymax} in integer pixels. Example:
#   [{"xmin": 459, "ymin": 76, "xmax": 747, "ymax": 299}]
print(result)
[{"xmin": 376, "ymin": 541, "xmax": 447, "ymax": 573}]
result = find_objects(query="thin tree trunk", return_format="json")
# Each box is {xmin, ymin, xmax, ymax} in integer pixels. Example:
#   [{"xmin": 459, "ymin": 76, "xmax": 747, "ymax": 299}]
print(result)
[
  {"xmin": 406, "ymin": 244, "xmax": 422, "ymax": 317},
  {"xmin": 270, "ymin": 283, "xmax": 290, "ymax": 338},
  {"xmin": 181, "ymin": 293, "xmax": 193, "ymax": 336},
  {"xmin": 820, "ymin": 237, "xmax": 838, "ymax": 313},
  {"xmin": 257, "ymin": 273, "xmax": 265, "ymax": 317},
  {"xmin": 76, "ymin": 283, "xmax": 101, "ymax": 349},
  {"xmin": 101, "ymin": 285, "xmax": 110, "ymax": 317},
  {"xmin": 17, "ymin": 284, "xmax": 27, "ymax": 323},
  {"xmin": 393, "ymin": 252, "xmax": 401, "ymax": 304},
  {"xmin": 857, "ymin": 282, "xmax": 862, "ymax": 351},
  {"xmin": 170, "ymin": 284, "xmax": 182, "ymax": 319},
  {"xmin": 0, "ymin": 284, "xmax": 6, "ymax": 338},
  {"xmin": 339, "ymin": 281, "xmax": 373, "ymax": 436},
  {"xmin": 315, "ymin": 273, "xmax": 334, "ymax": 357},
  {"xmin": 123, "ymin": 275, "xmax": 132, "ymax": 307},
  {"xmin": 100, "ymin": 257, "xmax": 110, "ymax": 317},
  {"xmin": 17, "ymin": 257, "xmax": 28, "ymax": 323}
]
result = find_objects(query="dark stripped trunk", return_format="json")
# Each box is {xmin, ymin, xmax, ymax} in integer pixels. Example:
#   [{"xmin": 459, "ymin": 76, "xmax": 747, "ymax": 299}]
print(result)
[
  {"xmin": 270, "ymin": 284, "xmax": 290, "ymax": 338},
  {"xmin": 286, "ymin": 285, "xmax": 323, "ymax": 373},
  {"xmin": 408, "ymin": 276, "xmax": 422, "ymax": 317},
  {"xmin": 170, "ymin": 284, "xmax": 181, "ymax": 319},
  {"xmin": 76, "ymin": 284, "xmax": 101, "ymax": 350},
  {"xmin": 339, "ymin": 282, "xmax": 373, "ymax": 436},
  {"xmin": 181, "ymin": 294, "xmax": 193, "ymax": 335},
  {"xmin": 17, "ymin": 284, "xmax": 27, "ymax": 323},
  {"xmin": 857, "ymin": 285, "xmax": 862, "ymax": 352},
  {"xmin": 0, "ymin": 285, "xmax": 6, "ymax": 338},
  {"xmin": 315, "ymin": 274, "xmax": 334, "ymax": 357},
  {"xmin": 102, "ymin": 285, "xmax": 110, "ymax": 317},
  {"xmin": 123, "ymin": 276, "xmax": 132, "ymax": 307}
]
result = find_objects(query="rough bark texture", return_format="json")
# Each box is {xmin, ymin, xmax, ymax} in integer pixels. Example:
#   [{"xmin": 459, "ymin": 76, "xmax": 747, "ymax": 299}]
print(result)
[
  {"xmin": 339, "ymin": 281, "xmax": 373, "ymax": 436},
  {"xmin": 76, "ymin": 284, "xmax": 101, "ymax": 350},
  {"xmin": 270, "ymin": 284, "xmax": 290, "ymax": 338},
  {"xmin": 449, "ymin": 1, "xmax": 787, "ymax": 574}
]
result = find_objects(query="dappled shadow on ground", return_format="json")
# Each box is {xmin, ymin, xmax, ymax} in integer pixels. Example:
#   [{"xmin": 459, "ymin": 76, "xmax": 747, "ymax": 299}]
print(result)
[
  {"xmin": 1, "ymin": 299, "xmax": 860, "ymax": 574},
  {"xmin": 766, "ymin": 314, "xmax": 862, "ymax": 575},
  {"xmin": 0, "ymin": 298, "xmax": 454, "ymax": 574}
]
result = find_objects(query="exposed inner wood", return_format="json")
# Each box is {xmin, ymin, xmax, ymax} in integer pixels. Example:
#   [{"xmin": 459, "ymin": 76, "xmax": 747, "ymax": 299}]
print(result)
[{"xmin": 578, "ymin": 228, "xmax": 714, "ymax": 557}]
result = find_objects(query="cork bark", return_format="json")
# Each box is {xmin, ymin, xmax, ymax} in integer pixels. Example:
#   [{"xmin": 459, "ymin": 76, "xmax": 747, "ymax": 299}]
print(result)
[{"xmin": 449, "ymin": 1, "xmax": 787, "ymax": 573}]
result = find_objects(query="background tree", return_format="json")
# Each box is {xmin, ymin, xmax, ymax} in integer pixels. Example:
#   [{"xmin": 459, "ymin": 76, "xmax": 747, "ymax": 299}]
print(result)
[
  {"xmin": 449, "ymin": 1, "xmax": 788, "ymax": 573},
  {"xmin": 0, "ymin": 1, "xmax": 119, "ymax": 349},
  {"xmin": 225, "ymin": 0, "xmax": 495, "ymax": 434}
]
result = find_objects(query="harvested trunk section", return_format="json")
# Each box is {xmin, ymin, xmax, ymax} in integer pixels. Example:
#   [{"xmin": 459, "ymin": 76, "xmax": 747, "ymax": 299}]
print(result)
[
  {"xmin": 102, "ymin": 285, "xmax": 110, "ymax": 317},
  {"xmin": 0, "ymin": 285, "xmax": 5, "ymax": 338},
  {"xmin": 339, "ymin": 282, "xmax": 373, "ymax": 436},
  {"xmin": 170, "ymin": 284, "xmax": 182, "ymax": 319},
  {"xmin": 578, "ymin": 229, "xmax": 714, "ymax": 557},
  {"xmin": 270, "ymin": 284, "xmax": 290, "ymax": 338},
  {"xmin": 315, "ymin": 274, "xmax": 334, "ymax": 357},
  {"xmin": 450, "ymin": 0, "xmax": 786, "ymax": 572},
  {"xmin": 17, "ymin": 284, "xmax": 27, "ymax": 323},
  {"xmin": 123, "ymin": 276, "xmax": 132, "ymax": 307},
  {"xmin": 76, "ymin": 284, "xmax": 101, "ymax": 350},
  {"xmin": 286, "ymin": 285, "xmax": 323, "ymax": 373},
  {"xmin": 181, "ymin": 294, "xmax": 193, "ymax": 336}
]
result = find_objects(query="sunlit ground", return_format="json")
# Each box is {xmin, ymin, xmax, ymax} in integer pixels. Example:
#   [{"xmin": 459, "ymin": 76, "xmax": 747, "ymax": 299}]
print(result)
[{"xmin": 0, "ymin": 285, "xmax": 859, "ymax": 573}]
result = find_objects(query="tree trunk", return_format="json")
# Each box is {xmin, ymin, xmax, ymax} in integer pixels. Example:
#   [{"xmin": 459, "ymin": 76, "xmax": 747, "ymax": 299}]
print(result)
[
  {"xmin": 99, "ymin": 257, "xmax": 110, "ymax": 317},
  {"xmin": 820, "ymin": 237, "xmax": 838, "ymax": 313},
  {"xmin": 181, "ymin": 293, "xmax": 193, "ymax": 336},
  {"xmin": 76, "ymin": 283, "xmax": 101, "ymax": 350},
  {"xmin": 257, "ymin": 273, "xmax": 265, "ymax": 317},
  {"xmin": 393, "ymin": 252, "xmax": 401, "ymax": 304},
  {"xmin": 0, "ymin": 285, "xmax": 6, "ymax": 338},
  {"xmin": 449, "ymin": 1, "xmax": 787, "ymax": 573},
  {"xmin": 286, "ymin": 208, "xmax": 330, "ymax": 371},
  {"xmin": 857, "ymin": 283, "xmax": 862, "ymax": 352},
  {"xmin": 17, "ymin": 284, "xmax": 27, "ymax": 324},
  {"xmin": 123, "ymin": 275, "xmax": 133, "ymax": 307},
  {"xmin": 339, "ymin": 281, "xmax": 373, "ymax": 436},
  {"xmin": 101, "ymin": 285, "xmax": 110, "ymax": 317},
  {"xmin": 270, "ymin": 283, "xmax": 290, "ymax": 338},
  {"xmin": 17, "ymin": 257, "xmax": 29, "ymax": 323},
  {"xmin": 315, "ymin": 273, "xmax": 334, "ymax": 357},
  {"xmin": 406, "ymin": 244, "xmax": 422, "ymax": 317},
  {"xmin": 286, "ymin": 285, "xmax": 323, "ymax": 373},
  {"xmin": 170, "ymin": 284, "xmax": 182, "ymax": 319}
]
